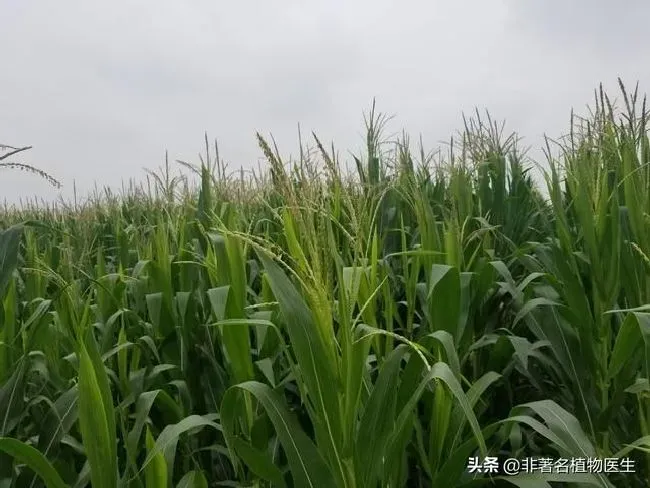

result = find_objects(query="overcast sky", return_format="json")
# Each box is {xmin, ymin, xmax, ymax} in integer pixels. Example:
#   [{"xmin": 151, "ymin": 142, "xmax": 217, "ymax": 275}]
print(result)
[{"xmin": 2, "ymin": 0, "xmax": 649, "ymax": 204}]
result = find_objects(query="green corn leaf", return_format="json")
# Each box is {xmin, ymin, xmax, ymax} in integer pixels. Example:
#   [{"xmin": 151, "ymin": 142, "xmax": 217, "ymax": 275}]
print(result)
[
  {"xmin": 37, "ymin": 385, "xmax": 79, "ymax": 456},
  {"xmin": 127, "ymin": 390, "xmax": 161, "ymax": 460},
  {"xmin": 144, "ymin": 426, "xmax": 168, "ymax": 488},
  {"xmin": 256, "ymin": 251, "xmax": 344, "ymax": 478},
  {"xmin": 355, "ymin": 345, "xmax": 409, "ymax": 487},
  {"xmin": 176, "ymin": 470, "xmax": 209, "ymax": 488},
  {"xmin": 0, "ymin": 437, "xmax": 68, "ymax": 488},
  {"xmin": 221, "ymin": 381, "xmax": 337, "ymax": 488},
  {"xmin": 139, "ymin": 415, "xmax": 221, "ymax": 475},
  {"xmin": 609, "ymin": 313, "xmax": 644, "ymax": 379},
  {"xmin": 231, "ymin": 436, "xmax": 287, "ymax": 488},
  {"xmin": 0, "ymin": 359, "xmax": 26, "ymax": 436},
  {"xmin": 77, "ymin": 336, "xmax": 117, "ymax": 488},
  {"xmin": 0, "ymin": 225, "xmax": 22, "ymax": 300}
]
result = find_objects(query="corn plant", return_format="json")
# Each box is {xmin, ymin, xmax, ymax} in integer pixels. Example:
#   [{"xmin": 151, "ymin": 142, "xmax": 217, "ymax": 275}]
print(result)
[{"xmin": 0, "ymin": 84, "xmax": 649, "ymax": 488}]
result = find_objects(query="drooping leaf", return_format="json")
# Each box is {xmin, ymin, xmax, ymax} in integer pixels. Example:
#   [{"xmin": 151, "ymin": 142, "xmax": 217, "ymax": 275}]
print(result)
[
  {"xmin": 0, "ymin": 437, "xmax": 68, "ymax": 488},
  {"xmin": 222, "ymin": 381, "xmax": 337, "ymax": 488}
]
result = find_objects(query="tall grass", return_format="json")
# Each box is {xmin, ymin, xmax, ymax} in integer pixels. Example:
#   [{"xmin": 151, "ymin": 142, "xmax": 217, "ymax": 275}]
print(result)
[{"xmin": 0, "ymin": 82, "xmax": 649, "ymax": 487}]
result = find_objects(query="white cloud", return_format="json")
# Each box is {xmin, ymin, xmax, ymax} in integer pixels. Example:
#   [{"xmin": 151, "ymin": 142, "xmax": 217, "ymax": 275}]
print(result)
[{"xmin": 2, "ymin": 0, "xmax": 649, "ymax": 203}]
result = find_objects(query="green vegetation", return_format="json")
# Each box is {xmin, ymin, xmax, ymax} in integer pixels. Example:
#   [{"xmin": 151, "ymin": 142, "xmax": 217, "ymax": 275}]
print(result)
[{"xmin": 0, "ymin": 82, "xmax": 649, "ymax": 487}]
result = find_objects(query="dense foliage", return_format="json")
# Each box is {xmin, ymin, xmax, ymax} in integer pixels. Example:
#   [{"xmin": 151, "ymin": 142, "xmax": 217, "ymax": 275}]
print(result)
[{"xmin": 0, "ymin": 84, "xmax": 649, "ymax": 487}]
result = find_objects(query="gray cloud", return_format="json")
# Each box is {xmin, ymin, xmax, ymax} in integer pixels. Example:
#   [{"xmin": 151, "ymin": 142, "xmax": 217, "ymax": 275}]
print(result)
[
  {"xmin": 2, "ymin": 0, "xmax": 649, "ymax": 203},
  {"xmin": 505, "ymin": 0, "xmax": 649, "ymax": 53}
]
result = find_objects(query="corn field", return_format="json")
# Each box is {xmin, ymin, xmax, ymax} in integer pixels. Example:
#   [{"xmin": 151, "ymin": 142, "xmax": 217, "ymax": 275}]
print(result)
[{"xmin": 0, "ymin": 83, "xmax": 649, "ymax": 487}]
